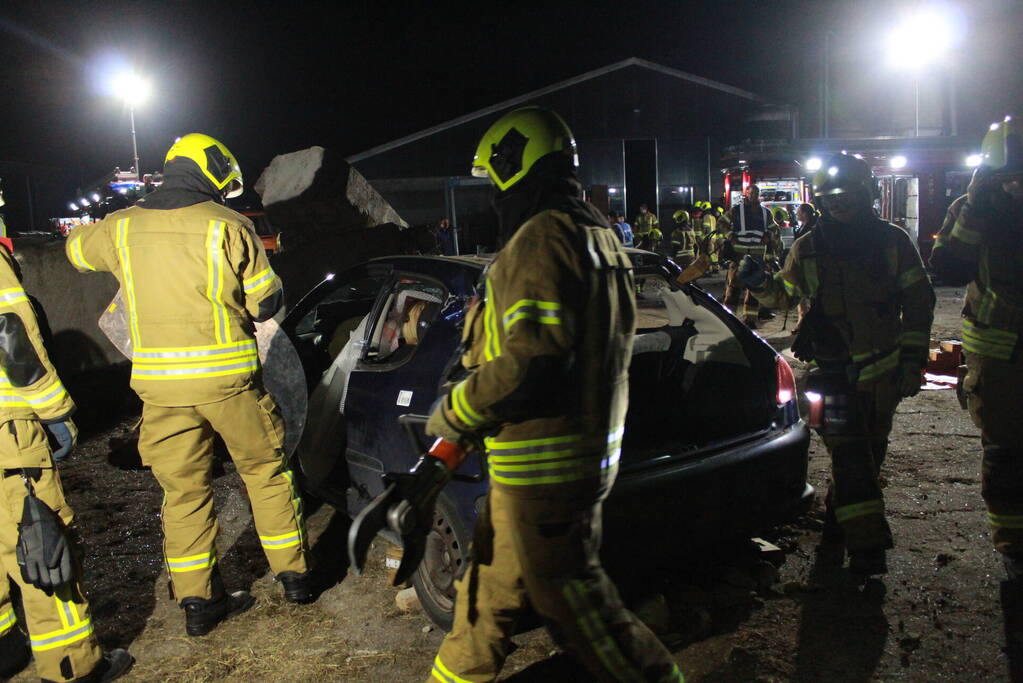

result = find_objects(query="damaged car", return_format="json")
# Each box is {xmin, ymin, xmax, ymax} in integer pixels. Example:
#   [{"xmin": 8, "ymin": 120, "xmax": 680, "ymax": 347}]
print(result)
[{"xmin": 282, "ymin": 249, "xmax": 813, "ymax": 628}]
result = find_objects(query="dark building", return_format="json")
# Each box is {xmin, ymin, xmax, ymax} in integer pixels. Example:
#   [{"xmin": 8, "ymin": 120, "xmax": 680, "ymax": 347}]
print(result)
[{"xmin": 347, "ymin": 58, "xmax": 787, "ymax": 253}]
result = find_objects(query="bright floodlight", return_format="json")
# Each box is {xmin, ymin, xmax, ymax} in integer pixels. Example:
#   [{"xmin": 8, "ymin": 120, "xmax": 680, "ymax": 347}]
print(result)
[
  {"xmin": 966, "ymin": 153, "xmax": 983, "ymax": 167},
  {"xmin": 886, "ymin": 8, "xmax": 954, "ymax": 68},
  {"xmin": 69, "ymin": 202, "xmax": 78, "ymax": 211},
  {"xmin": 890, "ymin": 155, "xmax": 908, "ymax": 170},
  {"xmin": 805, "ymin": 157, "xmax": 823, "ymax": 172},
  {"xmin": 111, "ymin": 71, "xmax": 151, "ymax": 105}
]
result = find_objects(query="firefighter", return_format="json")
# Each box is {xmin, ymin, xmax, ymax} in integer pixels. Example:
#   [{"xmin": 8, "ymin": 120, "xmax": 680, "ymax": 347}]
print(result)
[
  {"xmin": 930, "ymin": 116, "xmax": 1023, "ymax": 588},
  {"xmin": 634, "ymin": 203, "xmax": 659, "ymax": 248},
  {"xmin": 673, "ymin": 209, "xmax": 697, "ymax": 267},
  {"xmin": 0, "ymin": 243, "xmax": 133, "ymax": 682},
  {"xmin": 724, "ymin": 185, "xmax": 777, "ymax": 329},
  {"xmin": 709, "ymin": 205, "xmax": 730, "ymax": 274},
  {"xmin": 65, "ymin": 134, "xmax": 312, "ymax": 637},
  {"xmin": 738, "ymin": 153, "xmax": 935, "ymax": 578},
  {"xmin": 424, "ymin": 107, "xmax": 683, "ymax": 682}
]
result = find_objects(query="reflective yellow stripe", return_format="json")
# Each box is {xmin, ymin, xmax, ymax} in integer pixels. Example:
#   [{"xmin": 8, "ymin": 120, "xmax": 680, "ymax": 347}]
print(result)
[
  {"xmin": 0, "ymin": 286, "xmax": 29, "ymax": 307},
  {"xmin": 206, "ymin": 220, "xmax": 230, "ymax": 344},
  {"xmin": 900, "ymin": 331, "xmax": 930, "ymax": 348},
  {"xmin": 502, "ymin": 299, "xmax": 563, "ymax": 331},
  {"xmin": 431, "ymin": 656, "xmax": 474, "ymax": 683},
  {"xmin": 281, "ymin": 470, "xmax": 306, "ymax": 545},
  {"xmin": 898, "ymin": 266, "xmax": 926, "ymax": 290},
  {"xmin": 856, "ymin": 348, "xmax": 900, "ymax": 383},
  {"xmin": 131, "ymin": 357, "xmax": 259, "ymax": 380},
  {"xmin": 167, "ymin": 551, "xmax": 216, "ymax": 572},
  {"xmin": 563, "ymin": 580, "xmax": 645, "ymax": 682},
  {"xmin": 0, "ymin": 606, "xmax": 16, "ymax": 633},
  {"xmin": 483, "ymin": 281, "xmax": 501, "ymax": 362},
  {"xmin": 132, "ymin": 340, "xmax": 259, "ymax": 379},
  {"xmin": 989, "ymin": 512, "xmax": 1023, "ymax": 529},
  {"xmin": 962, "ymin": 319, "xmax": 1017, "ymax": 360},
  {"xmin": 259, "ymin": 531, "xmax": 301, "ymax": 549},
  {"xmin": 116, "ymin": 218, "xmax": 142, "ymax": 346},
  {"xmin": 30, "ymin": 618, "xmax": 94, "ymax": 652},
  {"xmin": 835, "ymin": 499, "xmax": 885, "ymax": 523},
  {"xmin": 486, "ymin": 428, "xmax": 623, "ymax": 486},
  {"xmin": 68, "ymin": 235, "xmax": 96, "ymax": 271},
  {"xmin": 951, "ymin": 220, "xmax": 982, "ymax": 245},
  {"xmin": 450, "ymin": 381, "xmax": 484, "ymax": 427},
  {"xmin": 243, "ymin": 267, "xmax": 277, "ymax": 295}
]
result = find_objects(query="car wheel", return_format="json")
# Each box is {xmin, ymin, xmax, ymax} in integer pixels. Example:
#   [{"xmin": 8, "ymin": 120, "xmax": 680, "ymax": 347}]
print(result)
[{"xmin": 412, "ymin": 492, "xmax": 470, "ymax": 631}]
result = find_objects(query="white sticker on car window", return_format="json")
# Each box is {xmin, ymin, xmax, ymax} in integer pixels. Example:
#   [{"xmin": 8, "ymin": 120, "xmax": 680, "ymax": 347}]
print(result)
[{"xmin": 397, "ymin": 390, "xmax": 413, "ymax": 407}]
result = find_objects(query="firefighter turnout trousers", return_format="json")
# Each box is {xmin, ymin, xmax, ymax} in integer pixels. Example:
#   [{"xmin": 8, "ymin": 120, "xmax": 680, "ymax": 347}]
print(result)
[
  {"xmin": 723, "ymin": 257, "xmax": 762, "ymax": 325},
  {"xmin": 138, "ymin": 387, "xmax": 307, "ymax": 600},
  {"xmin": 820, "ymin": 375, "xmax": 899, "ymax": 553},
  {"xmin": 431, "ymin": 486, "xmax": 683, "ymax": 683},
  {"xmin": 1, "ymin": 423, "xmax": 103, "ymax": 681},
  {"xmin": 963, "ymin": 351, "xmax": 1023, "ymax": 556}
]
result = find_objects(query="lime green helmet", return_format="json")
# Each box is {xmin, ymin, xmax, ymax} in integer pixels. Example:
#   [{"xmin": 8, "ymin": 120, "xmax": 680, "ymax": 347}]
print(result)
[
  {"xmin": 715, "ymin": 205, "xmax": 724, "ymax": 214},
  {"xmin": 980, "ymin": 115, "xmax": 1022, "ymax": 175},
  {"xmin": 165, "ymin": 133, "xmax": 243, "ymax": 198},
  {"xmin": 812, "ymin": 153, "xmax": 873, "ymax": 198},
  {"xmin": 673, "ymin": 209, "xmax": 690, "ymax": 223},
  {"xmin": 772, "ymin": 206, "xmax": 788, "ymax": 223},
  {"xmin": 471, "ymin": 107, "xmax": 578, "ymax": 192}
]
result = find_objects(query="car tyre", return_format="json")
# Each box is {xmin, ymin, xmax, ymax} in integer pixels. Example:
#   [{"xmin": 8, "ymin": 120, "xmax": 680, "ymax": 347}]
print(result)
[{"xmin": 412, "ymin": 492, "xmax": 471, "ymax": 631}]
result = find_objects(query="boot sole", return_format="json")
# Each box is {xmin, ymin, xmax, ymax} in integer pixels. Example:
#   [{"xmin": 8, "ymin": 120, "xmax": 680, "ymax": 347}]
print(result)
[{"xmin": 186, "ymin": 593, "xmax": 256, "ymax": 637}]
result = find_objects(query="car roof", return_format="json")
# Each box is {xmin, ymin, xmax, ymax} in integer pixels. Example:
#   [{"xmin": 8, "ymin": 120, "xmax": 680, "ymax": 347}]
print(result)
[{"xmin": 373, "ymin": 247, "xmax": 659, "ymax": 268}]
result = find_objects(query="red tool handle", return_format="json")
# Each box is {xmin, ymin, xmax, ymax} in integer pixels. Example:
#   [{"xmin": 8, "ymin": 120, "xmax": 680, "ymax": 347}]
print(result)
[{"xmin": 430, "ymin": 438, "xmax": 467, "ymax": 471}]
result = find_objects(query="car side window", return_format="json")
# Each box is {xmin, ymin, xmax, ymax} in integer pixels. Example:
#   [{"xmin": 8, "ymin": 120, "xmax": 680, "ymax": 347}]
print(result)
[
  {"xmin": 363, "ymin": 278, "xmax": 445, "ymax": 365},
  {"xmin": 294, "ymin": 274, "xmax": 390, "ymax": 350}
]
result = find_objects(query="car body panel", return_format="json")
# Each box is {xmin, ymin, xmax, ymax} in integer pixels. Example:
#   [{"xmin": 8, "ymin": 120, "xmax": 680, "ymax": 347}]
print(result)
[{"xmin": 284, "ymin": 250, "xmax": 812, "ymax": 544}]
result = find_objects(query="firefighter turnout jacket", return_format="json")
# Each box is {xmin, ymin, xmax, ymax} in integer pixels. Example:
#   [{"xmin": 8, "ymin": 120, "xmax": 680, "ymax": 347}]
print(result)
[
  {"xmin": 441, "ymin": 209, "xmax": 634, "ymax": 496},
  {"xmin": 753, "ymin": 218, "xmax": 934, "ymax": 385},
  {"xmin": 0, "ymin": 248, "xmax": 106, "ymax": 681},
  {"xmin": 66, "ymin": 197, "xmax": 306, "ymax": 603},
  {"xmin": 932, "ymin": 194, "xmax": 1023, "ymax": 361},
  {"xmin": 65, "ymin": 202, "xmax": 281, "ymax": 406},
  {"xmin": 932, "ymin": 193, "xmax": 1023, "ymax": 554}
]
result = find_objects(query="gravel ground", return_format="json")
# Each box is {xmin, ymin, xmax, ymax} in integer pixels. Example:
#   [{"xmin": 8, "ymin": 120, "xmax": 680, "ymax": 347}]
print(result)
[{"xmin": 9, "ymin": 279, "xmax": 1011, "ymax": 682}]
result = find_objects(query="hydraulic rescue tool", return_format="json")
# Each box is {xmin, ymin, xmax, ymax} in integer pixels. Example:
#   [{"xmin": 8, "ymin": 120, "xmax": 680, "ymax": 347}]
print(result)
[{"xmin": 347, "ymin": 414, "xmax": 477, "ymax": 586}]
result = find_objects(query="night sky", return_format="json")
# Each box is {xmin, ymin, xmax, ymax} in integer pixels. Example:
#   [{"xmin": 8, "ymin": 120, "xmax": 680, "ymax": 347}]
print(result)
[{"xmin": 1, "ymin": 0, "xmax": 1021, "ymax": 201}]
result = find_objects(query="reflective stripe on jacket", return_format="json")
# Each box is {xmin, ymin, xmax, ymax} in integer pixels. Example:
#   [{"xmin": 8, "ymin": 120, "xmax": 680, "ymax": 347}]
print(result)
[
  {"xmin": 443, "ymin": 209, "xmax": 636, "ymax": 493},
  {"xmin": 65, "ymin": 201, "xmax": 281, "ymax": 406},
  {"xmin": 752, "ymin": 217, "xmax": 934, "ymax": 384},
  {"xmin": 0, "ymin": 250, "xmax": 74, "ymax": 431},
  {"xmin": 931, "ymin": 194, "xmax": 1023, "ymax": 360}
]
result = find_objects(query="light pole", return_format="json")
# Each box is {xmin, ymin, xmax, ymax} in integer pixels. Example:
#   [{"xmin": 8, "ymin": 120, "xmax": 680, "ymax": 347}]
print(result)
[
  {"xmin": 885, "ymin": 8, "xmax": 955, "ymax": 137},
  {"xmin": 111, "ymin": 72, "xmax": 151, "ymax": 179}
]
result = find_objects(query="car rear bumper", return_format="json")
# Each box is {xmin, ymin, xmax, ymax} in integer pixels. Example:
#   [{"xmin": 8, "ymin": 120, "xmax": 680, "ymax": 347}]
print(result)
[{"xmin": 605, "ymin": 420, "xmax": 813, "ymax": 545}]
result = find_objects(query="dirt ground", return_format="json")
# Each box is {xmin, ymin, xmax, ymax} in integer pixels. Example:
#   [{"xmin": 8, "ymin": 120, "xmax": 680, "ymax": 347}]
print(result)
[{"xmin": 8, "ymin": 278, "xmax": 1012, "ymax": 682}]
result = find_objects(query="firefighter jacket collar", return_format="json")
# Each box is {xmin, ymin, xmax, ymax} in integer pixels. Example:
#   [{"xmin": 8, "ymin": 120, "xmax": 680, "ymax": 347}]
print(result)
[{"xmin": 138, "ymin": 160, "xmax": 223, "ymax": 211}]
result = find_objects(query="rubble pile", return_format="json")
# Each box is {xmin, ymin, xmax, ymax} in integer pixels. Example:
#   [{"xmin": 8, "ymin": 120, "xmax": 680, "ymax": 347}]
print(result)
[{"xmin": 254, "ymin": 146, "xmax": 410, "ymax": 304}]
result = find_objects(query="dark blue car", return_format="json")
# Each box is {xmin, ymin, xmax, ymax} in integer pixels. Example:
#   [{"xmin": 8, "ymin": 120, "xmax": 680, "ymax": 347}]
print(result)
[{"xmin": 282, "ymin": 249, "xmax": 813, "ymax": 628}]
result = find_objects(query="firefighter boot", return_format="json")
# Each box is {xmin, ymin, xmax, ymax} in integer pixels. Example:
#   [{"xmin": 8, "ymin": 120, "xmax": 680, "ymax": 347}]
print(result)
[
  {"xmin": 65, "ymin": 648, "xmax": 135, "ymax": 683},
  {"xmin": 180, "ymin": 569, "xmax": 255, "ymax": 636},
  {"xmin": 277, "ymin": 570, "xmax": 314, "ymax": 604},
  {"xmin": 848, "ymin": 548, "xmax": 888, "ymax": 580},
  {"xmin": 0, "ymin": 626, "xmax": 30, "ymax": 679}
]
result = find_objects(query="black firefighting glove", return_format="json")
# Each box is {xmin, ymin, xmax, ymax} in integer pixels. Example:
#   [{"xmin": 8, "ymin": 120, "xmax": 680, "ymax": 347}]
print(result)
[
  {"xmin": 17, "ymin": 484, "xmax": 73, "ymax": 594},
  {"xmin": 898, "ymin": 362, "xmax": 924, "ymax": 398},
  {"xmin": 46, "ymin": 419, "xmax": 78, "ymax": 462},
  {"xmin": 737, "ymin": 255, "xmax": 768, "ymax": 289}
]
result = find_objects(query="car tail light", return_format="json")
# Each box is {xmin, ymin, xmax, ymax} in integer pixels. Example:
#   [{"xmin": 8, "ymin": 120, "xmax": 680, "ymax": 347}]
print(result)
[{"xmin": 776, "ymin": 355, "xmax": 796, "ymax": 405}]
